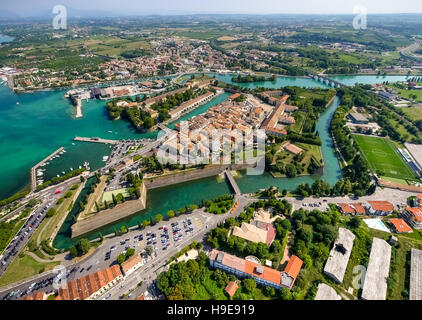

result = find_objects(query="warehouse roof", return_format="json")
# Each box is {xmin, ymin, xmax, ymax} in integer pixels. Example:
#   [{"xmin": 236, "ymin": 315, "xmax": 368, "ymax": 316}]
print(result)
[{"xmin": 361, "ymin": 238, "xmax": 391, "ymax": 300}]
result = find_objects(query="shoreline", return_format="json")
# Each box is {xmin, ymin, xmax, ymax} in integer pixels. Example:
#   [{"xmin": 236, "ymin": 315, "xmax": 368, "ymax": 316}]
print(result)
[{"xmin": 9, "ymin": 71, "xmax": 422, "ymax": 95}]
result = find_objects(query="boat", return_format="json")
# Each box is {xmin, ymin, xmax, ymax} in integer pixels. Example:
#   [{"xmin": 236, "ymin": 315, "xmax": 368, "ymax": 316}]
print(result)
[
  {"xmin": 16, "ymin": 102, "xmax": 19, "ymax": 105},
  {"xmin": 108, "ymin": 131, "xmax": 113, "ymax": 133},
  {"xmin": 62, "ymin": 171, "xmax": 65, "ymax": 175},
  {"xmin": 57, "ymin": 174, "xmax": 60, "ymax": 177},
  {"xmin": 79, "ymin": 166, "xmax": 82, "ymax": 169},
  {"xmin": 70, "ymin": 167, "xmax": 73, "ymax": 171}
]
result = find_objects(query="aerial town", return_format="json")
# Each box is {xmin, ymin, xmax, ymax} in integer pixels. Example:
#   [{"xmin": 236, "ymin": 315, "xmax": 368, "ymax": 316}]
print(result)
[{"xmin": 1, "ymin": 1, "xmax": 422, "ymax": 311}]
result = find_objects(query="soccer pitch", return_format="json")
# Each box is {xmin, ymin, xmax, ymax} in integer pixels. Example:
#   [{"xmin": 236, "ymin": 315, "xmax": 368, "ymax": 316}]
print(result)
[{"xmin": 353, "ymin": 135, "xmax": 416, "ymax": 180}]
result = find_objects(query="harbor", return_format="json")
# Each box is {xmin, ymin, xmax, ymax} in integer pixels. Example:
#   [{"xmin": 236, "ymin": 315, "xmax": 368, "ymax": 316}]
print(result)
[{"xmin": 30, "ymin": 147, "xmax": 64, "ymax": 192}]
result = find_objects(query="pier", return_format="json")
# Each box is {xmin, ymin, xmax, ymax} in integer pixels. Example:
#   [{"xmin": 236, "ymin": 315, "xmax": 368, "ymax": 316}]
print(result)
[
  {"xmin": 74, "ymin": 137, "xmax": 120, "ymax": 145},
  {"xmin": 30, "ymin": 147, "xmax": 64, "ymax": 192},
  {"xmin": 225, "ymin": 169, "xmax": 242, "ymax": 196}
]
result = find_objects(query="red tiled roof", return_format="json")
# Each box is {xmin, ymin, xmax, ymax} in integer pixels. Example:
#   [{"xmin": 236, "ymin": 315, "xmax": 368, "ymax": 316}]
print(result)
[
  {"xmin": 57, "ymin": 265, "xmax": 122, "ymax": 300},
  {"xmin": 339, "ymin": 203, "xmax": 355, "ymax": 214},
  {"xmin": 389, "ymin": 218, "xmax": 412, "ymax": 233},
  {"xmin": 406, "ymin": 206, "xmax": 422, "ymax": 222},
  {"xmin": 244, "ymin": 260, "xmax": 282, "ymax": 284},
  {"xmin": 230, "ymin": 93, "xmax": 241, "ymax": 100},
  {"xmin": 121, "ymin": 254, "xmax": 142, "ymax": 274},
  {"xmin": 368, "ymin": 201, "xmax": 394, "ymax": 213},
  {"xmin": 225, "ymin": 281, "xmax": 239, "ymax": 297},
  {"xmin": 284, "ymin": 255, "xmax": 303, "ymax": 281},
  {"xmin": 353, "ymin": 203, "xmax": 366, "ymax": 214}
]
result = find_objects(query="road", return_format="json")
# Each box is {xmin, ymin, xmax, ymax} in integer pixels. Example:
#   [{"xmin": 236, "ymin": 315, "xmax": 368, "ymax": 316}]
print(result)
[
  {"xmin": 0, "ymin": 195, "xmax": 252, "ymax": 300},
  {"xmin": 0, "ymin": 180, "xmax": 79, "ymax": 278}
]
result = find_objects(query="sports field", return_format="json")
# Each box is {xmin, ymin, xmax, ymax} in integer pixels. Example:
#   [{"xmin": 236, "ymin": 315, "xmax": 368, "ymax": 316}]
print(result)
[{"xmin": 353, "ymin": 135, "xmax": 417, "ymax": 180}]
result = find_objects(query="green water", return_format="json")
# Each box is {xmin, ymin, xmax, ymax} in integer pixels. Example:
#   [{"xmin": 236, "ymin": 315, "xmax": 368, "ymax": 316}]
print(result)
[{"xmin": 53, "ymin": 175, "xmax": 231, "ymax": 249}]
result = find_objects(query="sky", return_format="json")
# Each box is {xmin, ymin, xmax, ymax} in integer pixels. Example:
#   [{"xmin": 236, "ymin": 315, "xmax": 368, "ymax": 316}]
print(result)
[{"xmin": 1, "ymin": 0, "xmax": 422, "ymax": 17}]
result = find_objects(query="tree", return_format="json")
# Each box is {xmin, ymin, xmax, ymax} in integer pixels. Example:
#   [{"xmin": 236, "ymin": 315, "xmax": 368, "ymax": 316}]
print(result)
[
  {"xmin": 69, "ymin": 246, "xmax": 78, "ymax": 258},
  {"xmin": 76, "ymin": 238, "xmax": 90, "ymax": 256},
  {"xmin": 245, "ymin": 242, "xmax": 257, "ymax": 256},
  {"xmin": 155, "ymin": 214, "xmax": 163, "ymax": 223},
  {"xmin": 213, "ymin": 269, "xmax": 229, "ymax": 288},
  {"xmin": 243, "ymin": 278, "xmax": 256, "ymax": 293},
  {"xmin": 145, "ymin": 245, "xmax": 154, "ymax": 256},
  {"xmin": 256, "ymin": 242, "xmax": 269, "ymax": 259},
  {"xmin": 142, "ymin": 220, "xmax": 151, "ymax": 228},
  {"xmin": 167, "ymin": 210, "xmax": 175, "ymax": 219},
  {"xmin": 46, "ymin": 208, "xmax": 56, "ymax": 218},
  {"xmin": 112, "ymin": 193, "xmax": 118, "ymax": 206},
  {"xmin": 126, "ymin": 248, "xmax": 135, "ymax": 257},
  {"xmin": 313, "ymin": 242, "xmax": 329, "ymax": 262},
  {"xmin": 117, "ymin": 253, "xmax": 126, "ymax": 265},
  {"xmin": 95, "ymin": 201, "xmax": 100, "ymax": 212},
  {"xmin": 348, "ymin": 216, "xmax": 361, "ymax": 229},
  {"xmin": 264, "ymin": 286, "xmax": 275, "ymax": 297}
]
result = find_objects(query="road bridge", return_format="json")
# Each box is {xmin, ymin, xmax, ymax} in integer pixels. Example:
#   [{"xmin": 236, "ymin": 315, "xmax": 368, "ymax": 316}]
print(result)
[
  {"xmin": 308, "ymin": 73, "xmax": 345, "ymax": 88},
  {"xmin": 224, "ymin": 169, "xmax": 242, "ymax": 196}
]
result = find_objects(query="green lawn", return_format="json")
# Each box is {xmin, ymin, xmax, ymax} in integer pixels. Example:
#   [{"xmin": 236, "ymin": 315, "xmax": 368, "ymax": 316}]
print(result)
[
  {"xmin": 401, "ymin": 107, "xmax": 422, "ymax": 121},
  {"xmin": 353, "ymin": 135, "xmax": 417, "ymax": 180},
  {"xmin": 0, "ymin": 254, "xmax": 60, "ymax": 287}
]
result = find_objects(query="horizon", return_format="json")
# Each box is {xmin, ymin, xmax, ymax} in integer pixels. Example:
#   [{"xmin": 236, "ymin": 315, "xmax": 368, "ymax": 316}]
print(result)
[{"xmin": 1, "ymin": 0, "xmax": 422, "ymax": 18}]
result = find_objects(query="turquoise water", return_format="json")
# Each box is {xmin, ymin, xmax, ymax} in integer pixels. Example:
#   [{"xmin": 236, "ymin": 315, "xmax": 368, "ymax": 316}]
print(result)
[
  {"xmin": 0, "ymin": 35, "xmax": 14, "ymax": 43},
  {"xmin": 329, "ymin": 75, "xmax": 411, "ymax": 86},
  {"xmin": 211, "ymin": 73, "xmax": 332, "ymax": 89},
  {"xmin": 0, "ymin": 73, "xmax": 402, "ymax": 248},
  {"xmin": 52, "ymin": 96, "xmax": 342, "ymax": 249},
  {"xmin": 0, "ymin": 85, "xmax": 156, "ymax": 198}
]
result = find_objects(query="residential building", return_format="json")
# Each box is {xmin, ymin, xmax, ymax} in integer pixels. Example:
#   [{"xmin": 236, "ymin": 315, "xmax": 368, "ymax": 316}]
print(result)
[
  {"xmin": 225, "ymin": 281, "xmax": 239, "ymax": 297},
  {"xmin": 324, "ymin": 228, "xmax": 355, "ymax": 283},
  {"xmin": 402, "ymin": 206, "xmax": 422, "ymax": 229},
  {"xmin": 121, "ymin": 254, "xmax": 143, "ymax": 277},
  {"xmin": 56, "ymin": 265, "xmax": 123, "ymax": 300},
  {"xmin": 365, "ymin": 201, "xmax": 394, "ymax": 216},
  {"xmin": 209, "ymin": 249, "xmax": 302, "ymax": 290},
  {"xmin": 232, "ymin": 222, "xmax": 275, "ymax": 246},
  {"xmin": 389, "ymin": 218, "xmax": 413, "ymax": 233}
]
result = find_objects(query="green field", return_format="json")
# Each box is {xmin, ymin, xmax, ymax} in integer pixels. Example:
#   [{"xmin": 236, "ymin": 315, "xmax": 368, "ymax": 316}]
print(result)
[
  {"xmin": 102, "ymin": 188, "xmax": 130, "ymax": 202},
  {"xmin": 401, "ymin": 107, "xmax": 422, "ymax": 121},
  {"xmin": 353, "ymin": 135, "xmax": 416, "ymax": 180}
]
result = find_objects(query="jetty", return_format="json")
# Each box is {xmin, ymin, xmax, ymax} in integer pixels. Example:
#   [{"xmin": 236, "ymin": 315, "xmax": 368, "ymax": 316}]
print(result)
[
  {"xmin": 74, "ymin": 137, "xmax": 119, "ymax": 145},
  {"xmin": 30, "ymin": 147, "xmax": 64, "ymax": 192}
]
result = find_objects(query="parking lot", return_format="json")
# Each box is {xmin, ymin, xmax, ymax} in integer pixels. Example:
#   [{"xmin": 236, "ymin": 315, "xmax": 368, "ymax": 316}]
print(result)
[{"xmin": 0, "ymin": 209, "xmax": 208, "ymax": 300}]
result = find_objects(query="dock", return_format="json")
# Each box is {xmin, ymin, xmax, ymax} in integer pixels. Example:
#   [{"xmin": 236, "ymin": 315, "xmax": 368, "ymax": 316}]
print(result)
[
  {"xmin": 30, "ymin": 147, "xmax": 64, "ymax": 192},
  {"xmin": 74, "ymin": 137, "xmax": 119, "ymax": 145}
]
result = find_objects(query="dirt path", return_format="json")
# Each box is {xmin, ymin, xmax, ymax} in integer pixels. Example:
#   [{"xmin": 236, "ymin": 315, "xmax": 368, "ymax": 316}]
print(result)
[{"xmin": 281, "ymin": 231, "xmax": 293, "ymax": 265}]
